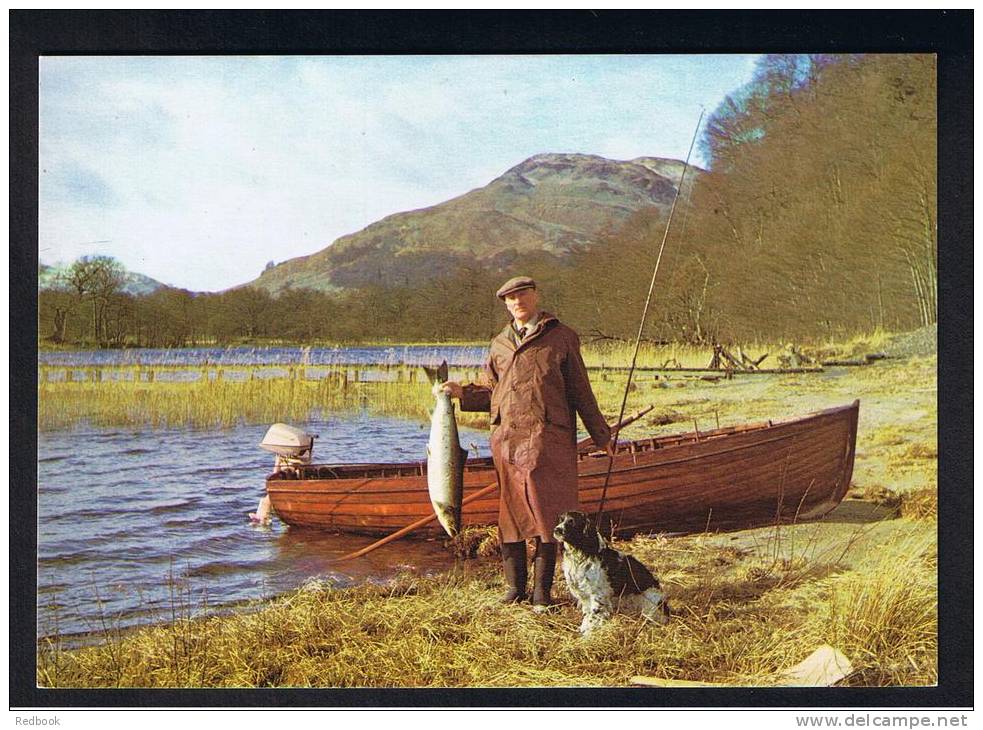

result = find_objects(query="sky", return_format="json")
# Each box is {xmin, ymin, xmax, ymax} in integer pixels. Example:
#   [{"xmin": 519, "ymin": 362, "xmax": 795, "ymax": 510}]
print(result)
[{"xmin": 39, "ymin": 54, "xmax": 760, "ymax": 292}]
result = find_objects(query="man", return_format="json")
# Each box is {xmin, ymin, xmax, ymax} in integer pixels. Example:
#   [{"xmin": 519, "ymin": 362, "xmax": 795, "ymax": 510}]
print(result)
[{"xmin": 440, "ymin": 276, "xmax": 613, "ymax": 609}]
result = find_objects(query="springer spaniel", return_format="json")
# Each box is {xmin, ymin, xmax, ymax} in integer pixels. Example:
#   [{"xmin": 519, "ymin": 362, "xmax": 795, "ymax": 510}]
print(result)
[{"xmin": 554, "ymin": 511, "xmax": 670, "ymax": 635}]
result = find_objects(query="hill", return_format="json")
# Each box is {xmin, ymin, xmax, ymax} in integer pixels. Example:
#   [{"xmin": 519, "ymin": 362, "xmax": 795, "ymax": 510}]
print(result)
[
  {"xmin": 38, "ymin": 262, "xmax": 167, "ymax": 297},
  {"xmin": 250, "ymin": 153, "xmax": 699, "ymax": 294}
]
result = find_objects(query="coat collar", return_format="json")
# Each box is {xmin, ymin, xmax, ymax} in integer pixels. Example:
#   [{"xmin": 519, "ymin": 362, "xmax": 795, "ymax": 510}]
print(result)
[{"xmin": 494, "ymin": 311, "xmax": 557, "ymax": 353}]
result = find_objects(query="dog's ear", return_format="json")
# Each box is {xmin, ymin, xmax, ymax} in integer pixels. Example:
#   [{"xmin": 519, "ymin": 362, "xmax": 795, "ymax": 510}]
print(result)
[
  {"xmin": 587, "ymin": 530, "xmax": 602, "ymax": 555},
  {"xmin": 577, "ymin": 519, "xmax": 602, "ymax": 555},
  {"xmin": 592, "ymin": 513, "xmax": 618, "ymax": 540}
]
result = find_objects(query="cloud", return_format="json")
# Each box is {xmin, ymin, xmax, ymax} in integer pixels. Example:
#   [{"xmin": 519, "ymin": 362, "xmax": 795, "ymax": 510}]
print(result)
[
  {"xmin": 38, "ymin": 54, "xmax": 761, "ymax": 291},
  {"xmin": 41, "ymin": 159, "xmax": 119, "ymax": 207}
]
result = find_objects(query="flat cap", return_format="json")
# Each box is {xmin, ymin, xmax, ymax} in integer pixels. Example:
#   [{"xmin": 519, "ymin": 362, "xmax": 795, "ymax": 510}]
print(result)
[{"xmin": 496, "ymin": 275, "xmax": 537, "ymax": 299}]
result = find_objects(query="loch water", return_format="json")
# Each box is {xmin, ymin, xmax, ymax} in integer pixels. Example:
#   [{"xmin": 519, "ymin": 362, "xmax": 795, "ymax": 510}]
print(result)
[
  {"xmin": 37, "ymin": 347, "xmax": 492, "ymax": 643},
  {"xmin": 38, "ymin": 344, "xmax": 488, "ymax": 368}
]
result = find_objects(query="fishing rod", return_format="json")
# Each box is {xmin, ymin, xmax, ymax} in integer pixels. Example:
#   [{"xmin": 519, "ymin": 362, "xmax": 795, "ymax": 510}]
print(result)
[{"xmin": 595, "ymin": 109, "xmax": 705, "ymax": 527}]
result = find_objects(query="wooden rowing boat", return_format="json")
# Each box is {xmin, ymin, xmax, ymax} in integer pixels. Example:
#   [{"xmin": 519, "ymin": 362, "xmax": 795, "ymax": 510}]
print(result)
[{"xmin": 265, "ymin": 401, "xmax": 859, "ymax": 537}]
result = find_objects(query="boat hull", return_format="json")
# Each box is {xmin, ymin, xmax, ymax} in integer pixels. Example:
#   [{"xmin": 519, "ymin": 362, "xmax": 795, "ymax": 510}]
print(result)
[{"xmin": 266, "ymin": 401, "xmax": 859, "ymax": 537}]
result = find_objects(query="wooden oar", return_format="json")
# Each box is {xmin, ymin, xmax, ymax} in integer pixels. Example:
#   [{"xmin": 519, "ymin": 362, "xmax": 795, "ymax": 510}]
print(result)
[
  {"xmin": 331, "ymin": 481, "xmax": 500, "ymax": 562},
  {"xmin": 576, "ymin": 404, "xmax": 655, "ymax": 454},
  {"xmin": 331, "ymin": 408, "xmax": 653, "ymax": 562}
]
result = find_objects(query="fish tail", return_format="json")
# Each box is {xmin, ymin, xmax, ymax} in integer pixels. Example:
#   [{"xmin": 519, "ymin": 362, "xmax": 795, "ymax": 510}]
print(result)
[{"xmin": 422, "ymin": 360, "xmax": 449, "ymax": 385}]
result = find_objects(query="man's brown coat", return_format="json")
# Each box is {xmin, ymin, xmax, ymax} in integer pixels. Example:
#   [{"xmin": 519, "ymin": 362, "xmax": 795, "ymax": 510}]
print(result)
[{"xmin": 461, "ymin": 312, "xmax": 611, "ymax": 543}]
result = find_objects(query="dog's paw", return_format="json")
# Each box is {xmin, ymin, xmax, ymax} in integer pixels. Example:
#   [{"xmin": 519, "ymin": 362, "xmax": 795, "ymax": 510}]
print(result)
[
  {"xmin": 639, "ymin": 588, "xmax": 670, "ymax": 625},
  {"xmin": 645, "ymin": 606, "xmax": 670, "ymax": 626},
  {"xmin": 579, "ymin": 610, "xmax": 609, "ymax": 636}
]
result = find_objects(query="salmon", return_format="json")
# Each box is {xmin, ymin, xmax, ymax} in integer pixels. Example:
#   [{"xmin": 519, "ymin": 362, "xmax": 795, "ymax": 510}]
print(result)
[{"xmin": 423, "ymin": 361, "xmax": 467, "ymax": 537}]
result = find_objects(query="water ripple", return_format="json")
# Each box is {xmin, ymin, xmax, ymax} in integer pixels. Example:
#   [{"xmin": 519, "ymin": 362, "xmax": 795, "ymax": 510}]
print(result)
[{"xmin": 38, "ymin": 406, "xmax": 490, "ymax": 639}]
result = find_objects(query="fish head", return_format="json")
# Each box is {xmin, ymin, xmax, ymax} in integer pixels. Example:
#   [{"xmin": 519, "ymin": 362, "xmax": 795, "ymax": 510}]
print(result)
[{"xmin": 434, "ymin": 503, "xmax": 461, "ymax": 538}]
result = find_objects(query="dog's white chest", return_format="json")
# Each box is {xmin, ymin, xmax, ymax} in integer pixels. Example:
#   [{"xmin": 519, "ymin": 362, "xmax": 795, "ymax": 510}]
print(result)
[
  {"xmin": 562, "ymin": 552, "xmax": 613, "ymax": 607},
  {"xmin": 561, "ymin": 545, "xmax": 669, "ymax": 634}
]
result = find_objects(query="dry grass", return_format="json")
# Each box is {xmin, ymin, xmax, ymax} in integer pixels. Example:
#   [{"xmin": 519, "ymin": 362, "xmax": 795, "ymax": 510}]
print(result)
[
  {"xmin": 580, "ymin": 341, "xmax": 725, "ymax": 370},
  {"xmin": 579, "ymin": 330, "xmax": 893, "ymax": 372},
  {"xmin": 825, "ymin": 532, "xmax": 937, "ymax": 685},
  {"xmin": 36, "ymin": 335, "xmax": 938, "ymax": 688},
  {"xmin": 37, "ymin": 516, "xmax": 937, "ymax": 689},
  {"xmin": 806, "ymin": 329, "xmax": 896, "ymax": 361},
  {"xmin": 38, "ymin": 375, "xmax": 490, "ymax": 431},
  {"xmin": 37, "ymin": 333, "xmax": 920, "ymax": 432},
  {"xmin": 898, "ymin": 489, "xmax": 938, "ymax": 521}
]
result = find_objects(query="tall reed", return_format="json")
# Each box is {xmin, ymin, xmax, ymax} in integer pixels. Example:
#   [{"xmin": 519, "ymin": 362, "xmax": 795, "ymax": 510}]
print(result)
[{"xmin": 38, "ymin": 374, "xmax": 489, "ymax": 431}]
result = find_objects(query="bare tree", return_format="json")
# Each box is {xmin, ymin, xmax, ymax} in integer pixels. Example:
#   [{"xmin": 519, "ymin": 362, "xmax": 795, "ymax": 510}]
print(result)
[{"xmin": 67, "ymin": 255, "xmax": 126, "ymax": 345}]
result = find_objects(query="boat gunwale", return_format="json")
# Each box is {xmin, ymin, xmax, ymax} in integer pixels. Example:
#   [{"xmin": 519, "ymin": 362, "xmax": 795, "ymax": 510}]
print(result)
[
  {"xmin": 267, "ymin": 401, "xmax": 860, "ymax": 487},
  {"xmin": 267, "ymin": 401, "xmax": 859, "ymax": 535}
]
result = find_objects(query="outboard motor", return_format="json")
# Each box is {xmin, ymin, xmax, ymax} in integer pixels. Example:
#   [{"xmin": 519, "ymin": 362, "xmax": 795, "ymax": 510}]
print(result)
[
  {"xmin": 251, "ymin": 423, "xmax": 318, "ymax": 524},
  {"xmin": 259, "ymin": 422, "xmax": 316, "ymax": 459},
  {"xmin": 260, "ymin": 423, "xmax": 317, "ymax": 476}
]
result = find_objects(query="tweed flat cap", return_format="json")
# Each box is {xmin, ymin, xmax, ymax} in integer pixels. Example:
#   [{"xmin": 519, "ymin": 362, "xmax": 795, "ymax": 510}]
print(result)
[{"xmin": 496, "ymin": 275, "xmax": 537, "ymax": 299}]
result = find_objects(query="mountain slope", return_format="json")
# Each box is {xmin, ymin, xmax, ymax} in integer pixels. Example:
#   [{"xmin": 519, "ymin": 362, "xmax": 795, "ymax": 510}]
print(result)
[
  {"xmin": 38, "ymin": 262, "xmax": 167, "ymax": 296},
  {"xmin": 251, "ymin": 153, "xmax": 699, "ymax": 294}
]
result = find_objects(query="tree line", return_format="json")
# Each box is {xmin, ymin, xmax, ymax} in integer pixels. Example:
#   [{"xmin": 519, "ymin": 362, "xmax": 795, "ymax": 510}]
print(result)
[
  {"xmin": 39, "ymin": 257, "xmax": 523, "ymax": 347},
  {"xmin": 553, "ymin": 53, "xmax": 936, "ymax": 345},
  {"xmin": 669, "ymin": 53, "xmax": 936, "ymax": 342},
  {"xmin": 39, "ymin": 54, "xmax": 937, "ymax": 348}
]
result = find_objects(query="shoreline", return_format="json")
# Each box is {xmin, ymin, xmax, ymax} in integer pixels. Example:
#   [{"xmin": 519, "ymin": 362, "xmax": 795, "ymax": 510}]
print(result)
[
  {"xmin": 34, "ymin": 495, "xmax": 913, "ymax": 648},
  {"xmin": 38, "ymin": 339, "xmax": 492, "ymax": 352},
  {"xmin": 36, "ymin": 347, "xmax": 938, "ymax": 687},
  {"xmin": 37, "ymin": 507, "xmax": 937, "ymax": 688},
  {"xmin": 36, "ymin": 325, "xmax": 925, "ymax": 354}
]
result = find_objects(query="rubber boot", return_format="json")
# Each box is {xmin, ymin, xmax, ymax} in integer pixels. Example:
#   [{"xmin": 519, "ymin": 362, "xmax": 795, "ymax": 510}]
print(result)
[
  {"xmin": 500, "ymin": 541, "xmax": 528, "ymax": 604},
  {"xmin": 531, "ymin": 539, "xmax": 557, "ymax": 610}
]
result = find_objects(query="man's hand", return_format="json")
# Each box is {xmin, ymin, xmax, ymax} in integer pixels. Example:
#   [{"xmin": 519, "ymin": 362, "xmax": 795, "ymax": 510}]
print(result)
[{"xmin": 435, "ymin": 381, "xmax": 464, "ymax": 399}]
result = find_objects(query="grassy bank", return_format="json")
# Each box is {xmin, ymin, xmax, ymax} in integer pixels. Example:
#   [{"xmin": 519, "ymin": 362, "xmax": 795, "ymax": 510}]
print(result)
[
  {"xmin": 37, "ymin": 376, "xmax": 487, "ymax": 431},
  {"xmin": 38, "ymin": 338, "xmax": 491, "ymax": 351},
  {"xmin": 37, "ymin": 338, "xmax": 937, "ymax": 687},
  {"xmin": 38, "ymin": 512, "xmax": 936, "ymax": 688},
  {"xmin": 579, "ymin": 329, "xmax": 894, "ymax": 370}
]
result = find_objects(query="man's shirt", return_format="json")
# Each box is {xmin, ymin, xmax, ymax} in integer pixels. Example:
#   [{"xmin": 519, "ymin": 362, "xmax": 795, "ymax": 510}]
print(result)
[{"xmin": 510, "ymin": 312, "xmax": 541, "ymax": 346}]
